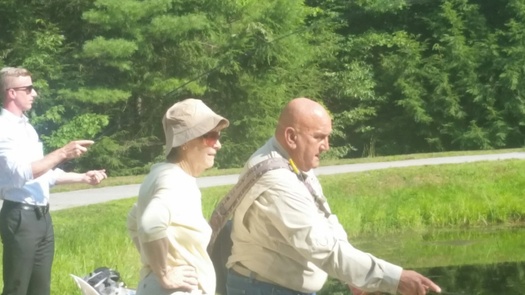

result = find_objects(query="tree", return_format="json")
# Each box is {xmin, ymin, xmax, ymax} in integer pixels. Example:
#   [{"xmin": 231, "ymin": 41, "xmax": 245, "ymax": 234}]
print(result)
[
  {"xmin": 76, "ymin": 0, "xmax": 328, "ymax": 171},
  {"xmin": 307, "ymin": 0, "xmax": 525, "ymax": 157}
]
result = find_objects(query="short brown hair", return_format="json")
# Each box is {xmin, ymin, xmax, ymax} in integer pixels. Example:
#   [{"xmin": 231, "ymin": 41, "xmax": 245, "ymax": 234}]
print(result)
[{"xmin": 1, "ymin": 67, "xmax": 32, "ymax": 101}]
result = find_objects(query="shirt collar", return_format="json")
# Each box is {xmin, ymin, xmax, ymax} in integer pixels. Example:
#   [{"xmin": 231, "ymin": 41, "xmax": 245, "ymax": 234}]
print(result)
[
  {"xmin": 269, "ymin": 136, "xmax": 317, "ymax": 176},
  {"xmin": 270, "ymin": 136, "xmax": 290, "ymax": 159},
  {"xmin": 1, "ymin": 108, "xmax": 28, "ymax": 124}
]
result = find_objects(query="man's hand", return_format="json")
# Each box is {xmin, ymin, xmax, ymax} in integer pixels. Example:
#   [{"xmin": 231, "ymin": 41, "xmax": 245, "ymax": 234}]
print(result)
[
  {"xmin": 83, "ymin": 169, "xmax": 107, "ymax": 185},
  {"xmin": 61, "ymin": 140, "xmax": 94, "ymax": 160},
  {"xmin": 397, "ymin": 270, "xmax": 441, "ymax": 295},
  {"xmin": 33, "ymin": 140, "xmax": 95, "ymax": 179},
  {"xmin": 158, "ymin": 265, "xmax": 199, "ymax": 292}
]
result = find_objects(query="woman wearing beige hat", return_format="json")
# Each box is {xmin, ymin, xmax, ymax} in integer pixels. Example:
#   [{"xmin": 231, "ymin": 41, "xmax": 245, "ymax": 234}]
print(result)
[{"xmin": 128, "ymin": 98, "xmax": 229, "ymax": 295}]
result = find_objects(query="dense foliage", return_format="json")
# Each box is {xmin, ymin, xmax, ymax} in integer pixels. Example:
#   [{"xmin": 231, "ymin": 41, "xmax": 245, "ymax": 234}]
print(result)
[{"xmin": 1, "ymin": 0, "xmax": 524, "ymax": 175}]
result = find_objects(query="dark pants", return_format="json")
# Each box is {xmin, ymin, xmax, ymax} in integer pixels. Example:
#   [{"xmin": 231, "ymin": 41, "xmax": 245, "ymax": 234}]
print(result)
[
  {"xmin": 0, "ymin": 201, "xmax": 54, "ymax": 295},
  {"xmin": 226, "ymin": 269, "xmax": 316, "ymax": 295}
]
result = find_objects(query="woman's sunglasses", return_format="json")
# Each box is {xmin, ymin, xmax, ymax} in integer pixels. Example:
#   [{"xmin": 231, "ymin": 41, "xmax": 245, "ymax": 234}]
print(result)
[{"xmin": 201, "ymin": 131, "xmax": 221, "ymax": 147}]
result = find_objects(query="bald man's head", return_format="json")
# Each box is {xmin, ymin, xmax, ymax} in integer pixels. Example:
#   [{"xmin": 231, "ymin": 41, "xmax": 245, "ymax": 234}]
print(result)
[{"xmin": 275, "ymin": 98, "xmax": 332, "ymax": 171}]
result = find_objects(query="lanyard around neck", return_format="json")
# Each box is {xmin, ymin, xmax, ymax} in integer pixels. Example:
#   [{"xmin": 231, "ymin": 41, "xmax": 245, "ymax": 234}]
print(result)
[{"xmin": 288, "ymin": 159, "xmax": 331, "ymax": 218}]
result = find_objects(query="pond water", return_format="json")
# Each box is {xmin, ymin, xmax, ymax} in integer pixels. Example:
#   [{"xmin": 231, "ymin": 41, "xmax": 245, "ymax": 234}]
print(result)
[
  {"xmin": 416, "ymin": 260, "xmax": 524, "ymax": 295},
  {"xmin": 319, "ymin": 226, "xmax": 525, "ymax": 294}
]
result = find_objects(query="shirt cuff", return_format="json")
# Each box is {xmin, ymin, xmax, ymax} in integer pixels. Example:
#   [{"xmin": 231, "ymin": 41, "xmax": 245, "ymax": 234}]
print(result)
[
  {"xmin": 48, "ymin": 168, "xmax": 64, "ymax": 186},
  {"xmin": 378, "ymin": 262, "xmax": 403, "ymax": 294}
]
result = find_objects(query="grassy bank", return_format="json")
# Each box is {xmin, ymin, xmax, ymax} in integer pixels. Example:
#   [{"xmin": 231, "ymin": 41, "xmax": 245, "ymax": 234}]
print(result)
[
  {"xmin": 325, "ymin": 159, "xmax": 525, "ymax": 235},
  {"xmin": 1, "ymin": 159, "xmax": 524, "ymax": 294}
]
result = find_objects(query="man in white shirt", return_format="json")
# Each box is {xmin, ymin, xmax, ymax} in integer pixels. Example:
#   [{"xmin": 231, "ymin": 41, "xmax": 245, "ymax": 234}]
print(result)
[
  {"xmin": 0, "ymin": 67, "xmax": 107, "ymax": 295},
  {"xmin": 226, "ymin": 98, "xmax": 441, "ymax": 295}
]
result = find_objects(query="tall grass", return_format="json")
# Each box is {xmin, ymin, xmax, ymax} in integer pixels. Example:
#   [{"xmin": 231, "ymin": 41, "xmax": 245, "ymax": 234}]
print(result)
[
  {"xmin": 0, "ymin": 159, "xmax": 524, "ymax": 294},
  {"xmin": 327, "ymin": 160, "xmax": 525, "ymax": 236}
]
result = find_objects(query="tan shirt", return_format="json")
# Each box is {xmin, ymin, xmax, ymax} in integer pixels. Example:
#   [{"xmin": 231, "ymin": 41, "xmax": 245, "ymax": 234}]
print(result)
[
  {"xmin": 226, "ymin": 137, "xmax": 402, "ymax": 293},
  {"xmin": 134, "ymin": 162, "xmax": 215, "ymax": 295}
]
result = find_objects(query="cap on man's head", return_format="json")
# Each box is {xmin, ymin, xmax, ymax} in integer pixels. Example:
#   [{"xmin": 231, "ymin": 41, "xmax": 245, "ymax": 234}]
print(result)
[{"xmin": 162, "ymin": 98, "xmax": 229, "ymax": 156}]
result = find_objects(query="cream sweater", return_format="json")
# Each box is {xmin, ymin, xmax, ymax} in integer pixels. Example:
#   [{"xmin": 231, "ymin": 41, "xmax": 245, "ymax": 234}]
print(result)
[{"xmin": 135, "ymin": 162, "xmax": 215, "ymax": 295}]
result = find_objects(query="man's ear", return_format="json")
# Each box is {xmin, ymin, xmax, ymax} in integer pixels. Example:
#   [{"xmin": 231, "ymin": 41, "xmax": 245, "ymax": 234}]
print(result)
[
  {"xmin": 284, "ymin": 127, "xmax": 297, "ymax": 149},
  {"xmin": 4, "ymin": 89, "xmax": 15, "ymax": 101}
]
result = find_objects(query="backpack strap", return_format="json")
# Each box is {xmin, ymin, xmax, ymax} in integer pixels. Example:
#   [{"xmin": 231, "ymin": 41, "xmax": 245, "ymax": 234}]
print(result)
[{"xmin": 208, "ymin": 157, "xmax": 291, "ymax": 252}]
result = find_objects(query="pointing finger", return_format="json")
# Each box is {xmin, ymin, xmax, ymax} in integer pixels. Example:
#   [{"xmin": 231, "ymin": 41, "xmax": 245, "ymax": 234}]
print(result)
[
  {"xmin": 75, "ymin": 140, "xmax": 95, "ymax": 147},
  {"xmin": 424, "ymin": 279, "xmax": 441, "ymax": 293}
]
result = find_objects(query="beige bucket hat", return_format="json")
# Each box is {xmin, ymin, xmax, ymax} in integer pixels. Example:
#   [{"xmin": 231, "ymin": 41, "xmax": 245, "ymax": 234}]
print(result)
[{"xmin": 162, "ymin": 98, "xmax": 229, "ymax": 156}]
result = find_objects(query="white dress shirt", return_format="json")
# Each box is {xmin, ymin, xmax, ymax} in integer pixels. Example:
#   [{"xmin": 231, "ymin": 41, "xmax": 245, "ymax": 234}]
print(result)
[{"xmin": 0, "ymin": 108, "xmax": 61, "ymax": 205}]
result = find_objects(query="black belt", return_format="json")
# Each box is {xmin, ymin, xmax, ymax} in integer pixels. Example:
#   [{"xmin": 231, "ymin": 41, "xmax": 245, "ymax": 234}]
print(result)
[{"xmin": 2, "ymin": 200, "xmax": 50, "ymax": 217}]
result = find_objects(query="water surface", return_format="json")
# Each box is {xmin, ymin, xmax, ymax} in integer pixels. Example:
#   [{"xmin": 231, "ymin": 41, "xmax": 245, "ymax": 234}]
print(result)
[{"xmin": 320, "ymin": 226, "xmax": 525, "ymax": 294}]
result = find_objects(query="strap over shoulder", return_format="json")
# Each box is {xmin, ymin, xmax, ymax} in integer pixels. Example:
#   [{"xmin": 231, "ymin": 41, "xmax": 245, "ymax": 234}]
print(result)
[{"xmin": 208, "ymin": 157, "xmax": 291, "ymax": 251}]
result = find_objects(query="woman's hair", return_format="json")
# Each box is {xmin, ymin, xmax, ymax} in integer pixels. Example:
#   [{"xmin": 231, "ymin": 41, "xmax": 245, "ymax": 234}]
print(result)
[{"xmin": 166, "ymin": 146, "xmax": 182, "ymax": 162}]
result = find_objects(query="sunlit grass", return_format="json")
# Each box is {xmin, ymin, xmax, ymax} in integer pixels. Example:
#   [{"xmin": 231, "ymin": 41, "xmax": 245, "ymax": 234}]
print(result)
[{"xmin": 326, "ymin": 160, "xmax": 525, "ymax": 236}]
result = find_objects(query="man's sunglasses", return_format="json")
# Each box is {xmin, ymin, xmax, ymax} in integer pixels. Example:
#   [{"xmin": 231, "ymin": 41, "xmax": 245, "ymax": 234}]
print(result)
[
  {"xmin": 8, "ymin": 85, "xmax": 34, "ymax": 94},
  {"xmin": 201, "ymin": 131, "xmax": 221, "ymax": 147}
]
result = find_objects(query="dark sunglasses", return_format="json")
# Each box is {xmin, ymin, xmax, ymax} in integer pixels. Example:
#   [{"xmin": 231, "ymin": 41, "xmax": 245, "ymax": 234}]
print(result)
[
  {"xmin": 9, "ymin": 85, "xmax": 34, "ymax": 94},
  {"xmin": 201, "ymin": 131, "xmax": 221, "ymax": 147}
]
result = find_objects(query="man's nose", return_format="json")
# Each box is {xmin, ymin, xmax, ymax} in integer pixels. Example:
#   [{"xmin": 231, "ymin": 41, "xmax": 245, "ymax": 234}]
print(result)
[{"xmin": 321, "ymin": 138, "xmax": 330, "ymax": 151}]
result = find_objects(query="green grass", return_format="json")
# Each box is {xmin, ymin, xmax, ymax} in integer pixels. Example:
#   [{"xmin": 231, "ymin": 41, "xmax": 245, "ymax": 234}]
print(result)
[
  {"xmin": 325, "ymin": 159, "xmax": 525, "ymax": 236},
  {"xmin": 2, "ymin": 157, "xmax": 525, "ymax": 294},
  {"xmin": 50, "ymin": 148, "xmax": 524, "ymax": 192}
]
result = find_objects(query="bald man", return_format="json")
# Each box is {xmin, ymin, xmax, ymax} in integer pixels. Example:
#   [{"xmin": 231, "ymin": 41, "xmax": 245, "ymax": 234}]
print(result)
[{"xmin": 225, "ymin": 98, "xmax": 441, "ymax": 295}]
